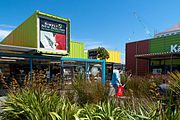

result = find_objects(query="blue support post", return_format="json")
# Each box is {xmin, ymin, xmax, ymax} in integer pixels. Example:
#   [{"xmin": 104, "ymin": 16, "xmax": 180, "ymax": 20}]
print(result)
[
  {"xmin": 102, "ymin": 61, "xmax": 106, "ymax": 85},
  {"xmin": 85, "ymin": 61, "xmax": 87, "ymax": 84},
  {"xmin": 30, "ymin": 58, "xmax": 32, "ymax": 81},
  {"xmin": 61, "ymin": 60, "xmax": 64, "ymax": 67},
  {"xmin": 61, "ymin": 60, "xmax": 64, "ymax": 88}
]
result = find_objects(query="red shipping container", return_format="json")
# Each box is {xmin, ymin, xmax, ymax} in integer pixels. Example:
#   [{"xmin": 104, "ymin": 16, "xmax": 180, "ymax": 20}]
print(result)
[
  {"xmin": 126, "ymin": 42, "xmax": 137, "ymax": 75},
  {"xmin": 126, "ymin": 40, "xmax": 149, "ymax": 76},
  {"xmin": 137, "ymin": 40, "xmax": 149, "ymax": 76}
]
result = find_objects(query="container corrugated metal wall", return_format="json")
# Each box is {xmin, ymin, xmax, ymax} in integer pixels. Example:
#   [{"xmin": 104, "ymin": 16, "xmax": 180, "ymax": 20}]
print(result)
[
  {"xmin": 84, "ymin": 51, "xmax": 88, "ymax": 59},
  {"xmin": 150, "ymin": 37, "xmax": 165, "ymax": 53},
  {"xmin": 137, "ymin": 40, "xmax": 149, "ymax": 76},
  {"xmin": 126, "ymin": 42, "xmax": 137, "ymax": 75},
  {"xmin": 1, "ymin": 13, "xmax": 37, "ymax": 48},
  {"xmin": 1, "ymin": 11, "xmax": 70, "ymax": 55},
  {"xmin": 126, "ymin": 40, "xmax": 149, "ymax": 76},
  {"xmin": 88, "ymin": 49, "xmax": 120, "ymax": 63},
  {"xmin": 150, "ymin": 34, "xmax": 180, "ymax": 53},
  {"xmin": 165, "ymin": 35, "xmax": 180, "ymax": 52},
  {"xmin": 65, "ymin": 41, "xmax": 85, "ymax": 58},
  {"xmin": 106, "ymin": 50, "xmax": 120, "ymax": 63},
  {"xmin": 127, "ymin": 34, "xmax": 180, "ymax": 76}
]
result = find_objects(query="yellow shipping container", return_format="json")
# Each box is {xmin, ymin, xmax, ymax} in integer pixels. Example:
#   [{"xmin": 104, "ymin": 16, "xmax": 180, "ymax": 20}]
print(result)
[{"xmin": 106, "ymin": 50, "xmax": 120, "ymax": 63}]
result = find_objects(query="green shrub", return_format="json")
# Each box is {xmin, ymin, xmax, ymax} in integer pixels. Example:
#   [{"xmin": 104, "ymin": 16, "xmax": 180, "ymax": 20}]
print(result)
[
  {"xmin": 169, "ymin": 71, "xmax": 180, "ymax": 105},
  {"xmin": 71, "ymin": 74, "xmax": 110, "ymax": 105},
  {"xmin": 0, "ymin": 87, "xmax": 79, "ymax": 120},
  {"xmin": 73, "ymin": 98, "xmax": 125, "ymax": 120},
  {"xmin": 122, "ymin": 75, "xmax": 165, "ymax": 98},
  {"xmin": 1, "ymin": 70, "xmax": 179, "ymax": 120},
  {"xmin": 0, "ymin": 71, "xmax": 78, "ymax": 120}
]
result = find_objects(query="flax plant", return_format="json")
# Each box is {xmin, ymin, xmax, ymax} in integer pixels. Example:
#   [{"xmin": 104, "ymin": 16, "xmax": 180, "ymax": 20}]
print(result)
[
  {"xmin": 71, "ymin": 74, "xmax": 110, "ymax": 105},
  {"xmin": 1, "ymin": 69, "xmax": 179, "ymax": 120},
  {"xmin": 0, "ymin": 87, "xmax": 79, "ymax": 120},
  {"xmin": 0, "ymin": 70, "xmax": 79, "ymax": 120}
]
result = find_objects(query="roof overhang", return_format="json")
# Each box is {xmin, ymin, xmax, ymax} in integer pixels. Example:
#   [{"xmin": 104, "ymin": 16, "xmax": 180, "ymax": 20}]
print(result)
[
  {"xmin": 0, "ymin": 44, "xmax": 36, "ymax": 53},
  {"xmin": 135, "ymin": 52, "xmax": 180, "ymax": 59}
]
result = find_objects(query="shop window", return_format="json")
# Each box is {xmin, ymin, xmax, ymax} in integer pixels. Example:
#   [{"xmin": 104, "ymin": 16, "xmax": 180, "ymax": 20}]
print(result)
[{"xmin": 0, "ymin": 57, "xmax": 30, "ymax": 95}]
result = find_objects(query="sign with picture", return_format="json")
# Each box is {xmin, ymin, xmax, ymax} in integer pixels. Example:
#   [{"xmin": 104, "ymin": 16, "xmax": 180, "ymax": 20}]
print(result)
[{"xmin": 39, "ymin": 17, "xmax": 68, "ymax": 52}]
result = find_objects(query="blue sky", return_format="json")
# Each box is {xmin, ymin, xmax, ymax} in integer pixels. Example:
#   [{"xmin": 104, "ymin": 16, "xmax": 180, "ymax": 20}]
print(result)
[{"xmin": 1, "ymin": 0, "xmax": 180, "ymax": 63}]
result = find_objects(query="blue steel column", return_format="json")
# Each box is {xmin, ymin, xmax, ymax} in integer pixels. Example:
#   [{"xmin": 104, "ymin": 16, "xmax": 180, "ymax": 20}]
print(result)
[
  {"xmin": 102, "ymin": 60, "xmax": 105, "ymax": 85},
  {"xmin": 61, "ymin": 60, "xmax": 64, "ymax": 88},
  {"xmin": 85, "ymin": 61, "xmax": 87, "ymax": 84},
  {"xmin": 30, "ymin": 58, "xmax": 32, "ymax": 81}
]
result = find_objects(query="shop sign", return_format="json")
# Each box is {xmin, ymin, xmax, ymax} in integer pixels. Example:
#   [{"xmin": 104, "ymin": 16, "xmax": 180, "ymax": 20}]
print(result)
[
  {"xmin": 88, "ymin": 50, "xmax": 97, "ymax": 59},
  {"xmin": 88, "ymin": 50, "xmax": 97, "ymax": 56},
  {"xmin": 171, "ymin": 44, "xmax": 180, "ymax": 52},
  {"xmin": 39, "ymin": 17, "xmax": 68, "ymax": 52}
]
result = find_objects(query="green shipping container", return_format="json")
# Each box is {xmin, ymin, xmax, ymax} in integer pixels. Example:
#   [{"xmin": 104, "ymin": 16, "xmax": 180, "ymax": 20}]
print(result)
[
  {"xmin": 84, "ymin": 51, "xmax": 88, "ymax": 59},
  {"xmin": 1, "ymin": 11, "xmax": 70, "ymax": 55},
  {"xmin": 150, "ymin": 34, "xmax": 180, "ymax": 54},
  {"xmin": 65, "ymin": 41, "xmax": 88, "ymax": 59}
]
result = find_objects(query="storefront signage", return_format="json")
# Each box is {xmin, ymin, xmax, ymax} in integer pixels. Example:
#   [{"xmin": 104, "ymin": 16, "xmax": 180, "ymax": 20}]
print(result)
[
  {"xmin": 40, "ymin": 18, "xmax": 66, "ymax": 35},
  {"xmin": 39, "ymin": 17, "xmax": 68, "ymax": 52},
  {"xmin": 88, "ymin": 50, "xmax": 97, "ymax": 59},
  {"xmin": 88, "ymin": 50, "xmax": 97, "ymax": 56},
  {"xmin": 171, "ymin": 44, "xmax": 180, "ymax": 52}
]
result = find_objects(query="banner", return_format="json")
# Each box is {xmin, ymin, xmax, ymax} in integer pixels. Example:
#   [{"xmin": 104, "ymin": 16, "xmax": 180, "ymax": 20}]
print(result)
[{"xmin": 39, "ymin": 17, "xmax": 67, "ymax": 51}]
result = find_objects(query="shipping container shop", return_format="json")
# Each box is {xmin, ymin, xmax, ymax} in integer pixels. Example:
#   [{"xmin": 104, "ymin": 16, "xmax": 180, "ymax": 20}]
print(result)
[
  {"xmin": 88, "ymin": 49, "xmax": 125, "ymax": 80},
  {"xmin": 0, "ymin": 11, "xmax": 105, "ymax": 95},
  {"xmin": 126, "ymin": 34, "xmax": 180, "ymax": 76}
]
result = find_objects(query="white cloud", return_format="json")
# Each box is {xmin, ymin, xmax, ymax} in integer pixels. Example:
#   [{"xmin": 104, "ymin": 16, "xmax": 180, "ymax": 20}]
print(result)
[
  {"xmin": 85, "ymin": 41, "xmax": 103, "ymax": 49},
  {"xmin": 85, "ymin": 41, "xmax": 102, "ymax": 45},
  {"xmin": 0, "ymin": 29, "xmax": 12, "ymax": 40},
  {"xmin": 0, "ymin": 24, "xmax": 16, "ymax": 29},
  {"xmin": 85, "ymin": 41, "xmax": 111, "ymax": 50},
  {"xmin": 121, "ymin": 53, "xmax": 125, "ymax": 56},
  {"xmin": 0, "ymin": 24, "xmax": 15, "ymax": 41},
  {"xmin": 71, "ymin": 38, "xmax": 111, "ymax": 50},
  {"xmin": 121, "ymin": 59, "xmax": 125, "ymax": 64}
]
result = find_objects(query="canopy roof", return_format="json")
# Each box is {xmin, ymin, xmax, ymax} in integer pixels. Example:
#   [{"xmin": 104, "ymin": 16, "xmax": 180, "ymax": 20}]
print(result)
[
  {"xmin": 135, "ymin": 52, "xmax": 180, "ymax": 59},
  {"xmin": 0, "ymin": 44, "xmax": 36, "ymax": 53}
]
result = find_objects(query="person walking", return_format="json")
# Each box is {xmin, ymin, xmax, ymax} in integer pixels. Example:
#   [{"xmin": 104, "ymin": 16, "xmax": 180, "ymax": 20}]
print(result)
[{"xmin": 111, "ymin": 68, "xmax": 122, "ymax": 94}]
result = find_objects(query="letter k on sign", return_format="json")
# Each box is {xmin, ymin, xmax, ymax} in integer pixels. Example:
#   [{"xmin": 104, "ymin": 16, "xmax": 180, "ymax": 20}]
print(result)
[{"xmin": 171, "ymin": 44, "xmax": 177, "ymax": 52}]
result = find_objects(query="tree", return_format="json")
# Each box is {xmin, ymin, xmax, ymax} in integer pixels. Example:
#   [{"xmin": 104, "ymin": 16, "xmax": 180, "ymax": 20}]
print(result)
[{"xmin": 97, "ymin": 47, "xmax": 109, "ymax": 60}]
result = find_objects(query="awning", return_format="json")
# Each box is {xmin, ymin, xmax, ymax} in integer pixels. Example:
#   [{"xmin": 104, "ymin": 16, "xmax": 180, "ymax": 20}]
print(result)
[
  {"xmin": 0, "ymin": 44, "xmax": 36, "ymax": 53},
  {"xmin": 135, "ymin": 52, "xmax": 180, "ymax": 59}
]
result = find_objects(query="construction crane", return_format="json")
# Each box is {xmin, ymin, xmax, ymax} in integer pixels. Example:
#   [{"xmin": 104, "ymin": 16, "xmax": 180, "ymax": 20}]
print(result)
[{"xmin": 133, "ymin": 12, "xmax": 152, "ymax": 37}]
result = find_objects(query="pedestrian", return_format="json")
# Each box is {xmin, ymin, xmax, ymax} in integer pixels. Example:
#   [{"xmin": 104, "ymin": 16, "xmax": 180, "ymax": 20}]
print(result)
[{"xmin": 111, "ymin": 68, "xmax": 122, "ymax": 94}]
